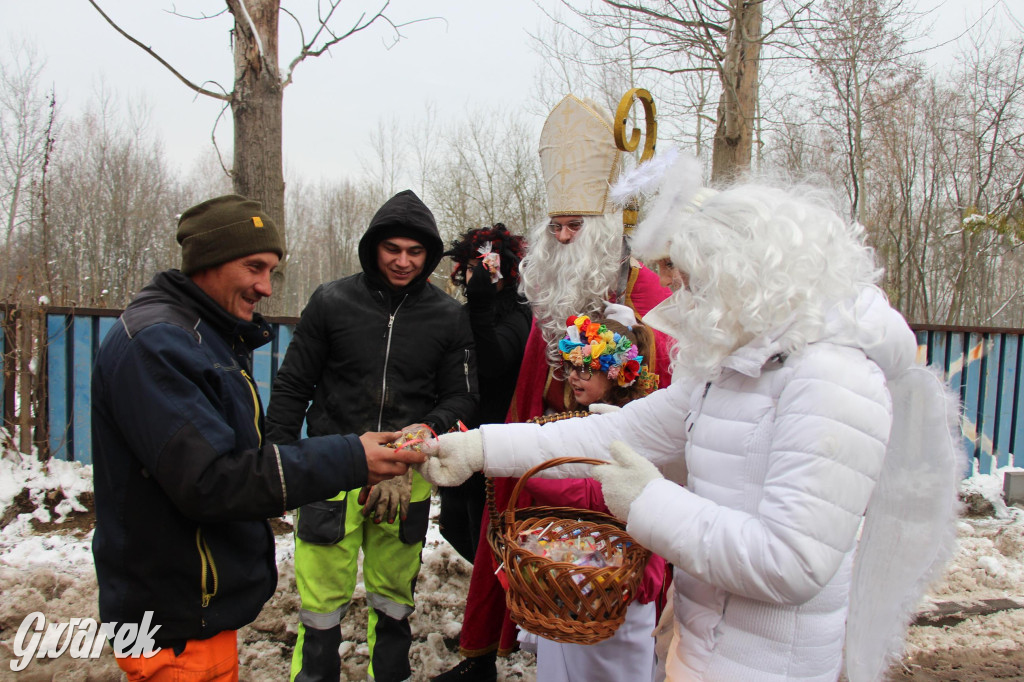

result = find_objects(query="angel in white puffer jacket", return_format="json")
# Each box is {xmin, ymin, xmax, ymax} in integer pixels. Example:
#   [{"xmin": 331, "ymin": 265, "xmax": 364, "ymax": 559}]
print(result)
[{"xmin": 418, "ymin": 176, "xmax": 960, "ymax": 682}]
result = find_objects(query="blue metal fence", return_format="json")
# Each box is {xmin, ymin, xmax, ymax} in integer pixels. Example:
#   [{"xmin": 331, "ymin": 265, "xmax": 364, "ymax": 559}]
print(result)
[
  {"xmin": 29, "ymin": 309, "xmax": 1024, "ymax": 475},
  {"xmin": 915, "ymin": 326, "xmax": 1024, "ymax": 476},
  {"xmin": 41, "ymin": 308, "xmax": 298, "ymax": 464}
]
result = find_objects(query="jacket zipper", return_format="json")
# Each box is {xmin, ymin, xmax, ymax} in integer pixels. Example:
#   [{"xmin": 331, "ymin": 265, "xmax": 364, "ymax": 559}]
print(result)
[
  {"xmin": 463, "ymin": 349, "xmax": 471, "ymax": 392},
  {"xmin": 687, "ymin": 382, "xmax": 713, "ymax": 434},
  {"xmin": 195, "ymin": 529, "xmax": 219, "ymax": 617},
  {"xmin": 377, "ymin": 295, "xmax": 407, "ymax": 430},
  {"xmin": 239, "ymin": 368, "xmax": 262, "ymax": 447}
]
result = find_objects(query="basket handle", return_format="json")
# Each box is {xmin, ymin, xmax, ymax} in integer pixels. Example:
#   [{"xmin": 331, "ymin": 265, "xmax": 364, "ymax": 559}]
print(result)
[{"xmin": 504, "ymin": 456, "xmax": 609, "ymax": 526}]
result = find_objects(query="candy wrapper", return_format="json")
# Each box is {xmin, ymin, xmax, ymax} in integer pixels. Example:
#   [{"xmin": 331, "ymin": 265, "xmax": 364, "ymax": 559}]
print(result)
[{"xmin": 477, "ymin": 242, "xmax": 503, "ymax": 284}]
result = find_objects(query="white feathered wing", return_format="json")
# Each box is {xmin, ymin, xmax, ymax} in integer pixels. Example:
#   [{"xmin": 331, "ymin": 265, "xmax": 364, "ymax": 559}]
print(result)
[{"xmin": 844, "ymin": 365, "xmax": 965, "ymax": 681}]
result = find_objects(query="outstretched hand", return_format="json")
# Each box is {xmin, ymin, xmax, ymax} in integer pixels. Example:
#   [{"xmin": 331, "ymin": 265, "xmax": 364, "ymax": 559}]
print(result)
[
  {"xmin": 360, "ymin": 431, "xmax": 426, "ymax": 486},
  {"xmin": 414, "ymin": 430, "xmax": 483, "ymax": 487},
  {"xmin": 591, "ymin": 441, "xmax": 663, "ymax": 520}
]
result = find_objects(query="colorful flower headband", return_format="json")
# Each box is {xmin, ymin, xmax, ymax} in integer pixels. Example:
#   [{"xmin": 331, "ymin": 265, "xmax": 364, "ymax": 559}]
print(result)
[{"xmin": 558, "ymin": 315, "xmax": 646, "ymax": 387}]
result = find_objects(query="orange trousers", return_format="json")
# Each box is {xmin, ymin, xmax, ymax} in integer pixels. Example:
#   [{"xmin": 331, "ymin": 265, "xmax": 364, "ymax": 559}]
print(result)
[{"xmin": 115, "ymin": 629, "xmax": 238, "ymax": 681}]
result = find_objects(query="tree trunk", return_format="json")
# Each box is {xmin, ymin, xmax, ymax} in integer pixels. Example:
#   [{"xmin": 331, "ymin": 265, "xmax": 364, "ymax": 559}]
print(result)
[
  {"xmin": 227, "ymin": 0, "xmax": 289, "ymax": 310},
  {"xmin": 711, "ymin": 0, "xmax": 763, "ymax": 183}
]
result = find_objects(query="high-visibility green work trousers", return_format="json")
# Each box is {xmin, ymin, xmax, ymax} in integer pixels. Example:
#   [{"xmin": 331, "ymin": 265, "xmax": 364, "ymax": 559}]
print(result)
[{"xmin": 290, "ymin": 473, "xmax": 431, "ymax": 682}]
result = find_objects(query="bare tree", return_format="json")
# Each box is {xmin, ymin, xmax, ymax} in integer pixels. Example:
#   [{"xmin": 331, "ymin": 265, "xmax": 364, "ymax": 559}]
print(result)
[
  {"xmin": 284, "ymin": 176, "xmax": 379, "ymax": 310},
  {"xmin": 362, "ymin": 116, "xmax": 407, "ymax": 206},
  {"xmin": 0, "ymin": 42, "xmax": 53, "ymax": 296},
  {"xmin": 84, "ymin": 0, "xmax": 431, "ymax": 308},
  {"xmin": 940, "ymin": 26, "xmax": 1024, "ymax": 325},
  {"xmin": 529, "ymin": 11, "xmax": 716, "ymax": 167},
  {"xmin": 419, "ymin": 109, "xmax": 546, "ymax": 243},
  {"xmin": 539, "ymin": 0, "xmax": 813, "ymax": 182},
  {"xmin": 33, "ymin": 88, "xmax": 181, "ymax": 307},
  {"xmin": 803, "ymin": 0, "xmax": 920, "ymax": 221}
]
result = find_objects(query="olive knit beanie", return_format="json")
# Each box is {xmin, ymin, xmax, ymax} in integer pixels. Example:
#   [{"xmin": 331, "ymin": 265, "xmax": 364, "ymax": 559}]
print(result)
[{"xmin": 176, "ymin": 194, "xmax": 285, "ymax": 276}]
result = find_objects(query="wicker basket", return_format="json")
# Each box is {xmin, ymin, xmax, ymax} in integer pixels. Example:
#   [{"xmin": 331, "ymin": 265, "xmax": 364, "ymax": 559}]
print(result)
[
  {"xmin": 484, "ymin": 411, "xmax": 590, "ymax": 561},
  {"xmin": 493, "ymin": 455, "xmax": 652, "ymax": 645}
]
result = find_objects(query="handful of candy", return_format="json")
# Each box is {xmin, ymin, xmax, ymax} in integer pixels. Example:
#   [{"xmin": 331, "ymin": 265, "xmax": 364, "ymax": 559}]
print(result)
[
  {"xmin": 386, "ymin": 425, "xmax": 436, "ymax": 453},
  {"xmin": 519, "ymin": 524, "xmax": 625, "ymax": 568},
  {"xmin": 518, "ymin": 524, "xmax": 628, "ymax": 597},
  {"xmin": 385, "ymin": 425, "xmax": 432, "ymax": 450}
]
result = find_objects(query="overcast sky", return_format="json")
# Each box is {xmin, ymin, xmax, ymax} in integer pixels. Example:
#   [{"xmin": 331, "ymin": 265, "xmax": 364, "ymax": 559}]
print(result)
[
  {"xmin": 6, "ymin": 0, "xmax": 556, "ymax": 182},
  {"xmin": 4, "ymin": 0, "xmax": 1011, "ymax": 185}
]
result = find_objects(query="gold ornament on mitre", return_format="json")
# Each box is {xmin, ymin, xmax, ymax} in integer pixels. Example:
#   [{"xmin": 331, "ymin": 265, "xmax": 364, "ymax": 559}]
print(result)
[
  {"xmin": 539, "ymin": 95, "xmax": 621, "ymax": 217},
  {"xmin": 613, "ymin": 88, "xmax": 658, "ymax": 236}
]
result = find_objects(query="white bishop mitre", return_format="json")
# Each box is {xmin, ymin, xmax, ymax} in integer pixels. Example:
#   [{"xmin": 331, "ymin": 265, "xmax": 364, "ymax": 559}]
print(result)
[{"xmin": 538, "ymin": 94, "xmax": 621, "ymax": 217}]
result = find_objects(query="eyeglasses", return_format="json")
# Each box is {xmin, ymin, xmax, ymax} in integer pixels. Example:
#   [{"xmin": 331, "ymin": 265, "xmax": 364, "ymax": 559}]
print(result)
[
  {"xmin": 556, "ymin": 361, "xmax": 593, "ymax": 381},
  {"xmin": 547, "ymin": 220, "xmax": 584, "ymax": 235}
]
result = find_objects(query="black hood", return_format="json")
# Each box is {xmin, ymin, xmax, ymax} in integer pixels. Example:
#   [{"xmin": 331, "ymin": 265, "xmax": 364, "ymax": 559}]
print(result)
[{"xmin": 358, "ymin": 190, "xmax": 443, "ymax": 293}]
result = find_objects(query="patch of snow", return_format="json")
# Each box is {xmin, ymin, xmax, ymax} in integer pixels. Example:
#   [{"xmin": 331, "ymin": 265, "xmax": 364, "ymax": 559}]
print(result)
[
  {"xmin": 0, "ymin": 453, "xmax": 93, "ymax": 523},
  {"xmin": 961, "ymin": 465, "xmax": 1023, "ymax": 519},
  {"xmin": 1, "ymin": 445, "xmax": 1023, "ymax": 679}
]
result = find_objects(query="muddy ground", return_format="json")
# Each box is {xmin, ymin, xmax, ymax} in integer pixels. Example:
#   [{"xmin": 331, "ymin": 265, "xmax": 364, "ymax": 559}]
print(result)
[{"xmin": 0, "ymin": 505, "xmax": 1022, "ymax": 681}]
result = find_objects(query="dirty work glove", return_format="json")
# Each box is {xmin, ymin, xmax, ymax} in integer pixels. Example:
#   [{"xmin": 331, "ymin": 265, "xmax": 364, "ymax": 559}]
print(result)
[
  {"xmin": 415, "ymin": 430, "xmax": 483, "ymax": 487},
  {"xmin": 359, "ymin": 470, "xmax": 412, "ymax": 524},
  {"xmin": 591, "ymin": 441, "xmax": 663, "ymax": 521}
]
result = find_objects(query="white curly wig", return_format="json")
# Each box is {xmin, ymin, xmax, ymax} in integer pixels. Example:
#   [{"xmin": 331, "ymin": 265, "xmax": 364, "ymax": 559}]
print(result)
[
  {"xmin": 519, "ymin": 212, "xmax": 625, "ymax": 365},
  {"xmin": 647, "ymin": 182, "xmax": 882, "ymax": 382}
]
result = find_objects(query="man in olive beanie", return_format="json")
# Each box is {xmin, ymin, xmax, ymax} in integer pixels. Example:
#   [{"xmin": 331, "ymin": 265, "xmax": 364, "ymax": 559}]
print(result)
[
  {"xmin": 92, "ymin": 194, "xmax": 425, "ymax": 680},
  {"xmin": 176, "ymin": 194, "xmax": 285, "ymax": 276}
]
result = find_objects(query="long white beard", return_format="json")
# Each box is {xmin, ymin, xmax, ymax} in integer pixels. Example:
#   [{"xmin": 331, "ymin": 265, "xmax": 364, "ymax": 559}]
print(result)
[{"xmin": 519, "ymin": 213, "xmax": 625, "ymax": 365}]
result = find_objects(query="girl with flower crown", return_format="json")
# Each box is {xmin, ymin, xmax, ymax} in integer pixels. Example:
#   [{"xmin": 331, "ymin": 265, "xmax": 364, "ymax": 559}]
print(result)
[
  {"xmin": 516, "ymin": 308, "xmax": 667, "ymax": 682},
  {"xmin": 558, "ymin": 313, "xmax": 658, "ymax": 410}
]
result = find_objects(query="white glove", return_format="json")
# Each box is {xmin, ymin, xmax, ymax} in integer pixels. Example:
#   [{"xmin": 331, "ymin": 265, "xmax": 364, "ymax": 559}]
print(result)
[
  {"xmin": 414, "ymin": 430, "xmax": 483, "ymax": 487},
  {"xmin": 591, "ymin": 441, "xmax": 663, "ymax": 520},
  {"xmin": 602, "ymin": 301, "xmax": 638, "ymax": 328},
  {"xmin": 359, "ymin": 470, "xmax": 412, "ymax": 523},
  {"xmin": 588, "ymin": 403, "xmax": 622, "ymax": 415}
]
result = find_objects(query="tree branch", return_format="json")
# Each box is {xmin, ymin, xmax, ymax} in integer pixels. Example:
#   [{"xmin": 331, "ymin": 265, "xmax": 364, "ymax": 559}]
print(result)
[
  {"xmin": 166, "ymin": 4, "xmax": 230, "ymax": 21},
  {"xmin": 281, "ymin": 1, "xmax": 440, "ymax": 88},
  {"xmin": 85, "ymin": 0, "xmax": 230, "ymax": 102},
  {"xmin": 211, "ymin": 100, "xmax": 234, "ymax": 180},
  {"xmin": 599, "ymin": 0, "xmax": 726, "ymax": 34}
]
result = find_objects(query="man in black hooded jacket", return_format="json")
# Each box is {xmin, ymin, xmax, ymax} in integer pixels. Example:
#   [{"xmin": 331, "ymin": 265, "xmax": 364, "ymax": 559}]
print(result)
[{"xmin": 266, "ymin": 189, "xmax": 478, "ymax": 682}]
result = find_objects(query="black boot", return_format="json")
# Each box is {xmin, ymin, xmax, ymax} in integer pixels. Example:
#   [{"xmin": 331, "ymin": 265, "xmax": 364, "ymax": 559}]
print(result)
[{"xmin": 432, "ymin": 652, "xmax": 498, "ymax": 682}]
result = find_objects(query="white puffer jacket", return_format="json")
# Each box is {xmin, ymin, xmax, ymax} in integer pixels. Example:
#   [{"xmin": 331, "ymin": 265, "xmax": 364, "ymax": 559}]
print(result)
[{"xmin": 481, "ymin": 287, "xmax": 918, "ymax": 681}]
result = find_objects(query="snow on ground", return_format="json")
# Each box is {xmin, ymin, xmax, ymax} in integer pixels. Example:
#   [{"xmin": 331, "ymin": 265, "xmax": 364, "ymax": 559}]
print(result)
[{"xmin": 0, "ymin": 452, "xmax": 1021, "ymax": 681}]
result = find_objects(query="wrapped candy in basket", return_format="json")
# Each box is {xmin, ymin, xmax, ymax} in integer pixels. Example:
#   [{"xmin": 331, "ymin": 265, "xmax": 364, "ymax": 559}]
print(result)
[{"xmin": 492, "ymin": 455, "xmax": 651, "ymax": 645}]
